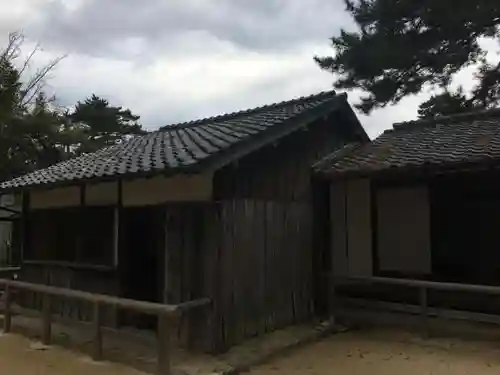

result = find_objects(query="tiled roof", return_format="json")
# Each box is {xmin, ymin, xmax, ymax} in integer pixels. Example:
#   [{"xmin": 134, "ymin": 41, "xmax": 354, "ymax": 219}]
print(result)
[
  {"xmin": 1, "ymin": 90, "xmax": 346, "ymax": 191},
  {"xmin": 315, "ymin": 108, "xmax": 500, "ymax": 178}
]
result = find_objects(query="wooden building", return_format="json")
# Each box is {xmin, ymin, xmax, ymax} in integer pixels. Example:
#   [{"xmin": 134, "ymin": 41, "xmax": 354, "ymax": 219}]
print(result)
[
  {"xmin": 314, "ymin": 108, "xmax": 500, "ymax": 314},
  {"xmin": 0, "ymin": 91, "xmax": 367, "ymax": 352}
]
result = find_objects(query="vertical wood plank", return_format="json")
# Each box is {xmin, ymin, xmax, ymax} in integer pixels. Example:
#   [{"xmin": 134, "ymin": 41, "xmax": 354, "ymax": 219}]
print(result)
[
  {"xmin": 41, "ymin": 293, "xmax": 51, "ymax": 345},
  {"xmin": 221, "ymin": 201, "xmax": 235, "ymax": 347},
  {"xmin": 254, "ymin": 201, "xmax": 267, "ymax": 336},
  {"xmin": 208, "ymin": 202, "xmax": 224, "ymax": 352},
  {"xmin": 264, "ymin": 201, "xmax": 275, "ymax": 331},
  {"xmin": 233, "ymin": 200, "xmax": 243, "ymax": 343},
  {"xmin": 244, "ymin": 200, "xmax": 258, "ymax": 337},
  {"xmin": 21, "ymin": 192, "xmax": 30, "ymax": 264},
  {"xmin": 92, "ymin": 301, "xmax": 103, "ymax": 361}
]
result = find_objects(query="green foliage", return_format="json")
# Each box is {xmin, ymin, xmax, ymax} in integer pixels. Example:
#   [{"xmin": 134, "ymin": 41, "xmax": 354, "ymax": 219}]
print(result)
[
  {"xmin": 315, "ymin": 0, "xmax": 500, "ymax": 115},
  {"xmin": 418, "ymin": 89, "xmax": 476, "ymax": 119},
  {"xmin": 0, "ymin": 31, "xmax": 147, "ymax": 182},
  {"xmin": 70, "ymin": 94, "xmax": 145, "ymax": 153}
]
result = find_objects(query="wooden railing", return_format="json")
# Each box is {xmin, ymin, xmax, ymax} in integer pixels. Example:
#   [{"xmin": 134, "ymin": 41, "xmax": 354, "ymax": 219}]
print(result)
[
  {"xmin": 330, "ymin": 275, "xmax": 500, "ymax": 331},
  {"xmin": 0, "ymin": 279, "xmax": 210, "ymax": 375}
]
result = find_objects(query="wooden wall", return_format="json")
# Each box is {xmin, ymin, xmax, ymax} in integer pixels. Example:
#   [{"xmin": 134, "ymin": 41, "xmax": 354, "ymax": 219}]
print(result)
[
  {"xmin": 12, "ymin": 110, "xmax": 364, "ymax": 353},
  {"xmin": 198, "ymin": 112, "xmax": 362, "ymax": 351},
  {"xmin": 163, "ymin": 203, "xmax": 205, "ymax": 347},
  {"xmin": 213, "ymin": 112, "xmax": 355, "ymax": 201},
  {"xmin": 376, "ymin": 185, "xmax": 431, "ymax": 275},
  {"xmin": 197, "ymin": 200, "xmax": 313, "ymax": 352},
  {"xmin": 28, "ymin": 172, "xmax": 213, "ymax": 210},
  {"xmin": 329, "ymin": 178, "xmax": 373, "ymax": 278}
]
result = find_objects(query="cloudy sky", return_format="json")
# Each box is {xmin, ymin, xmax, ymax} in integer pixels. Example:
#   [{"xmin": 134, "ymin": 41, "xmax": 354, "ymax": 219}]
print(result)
[{"xmin": 1, "ymin": 0, "xmax": 498, "ymax": 138}]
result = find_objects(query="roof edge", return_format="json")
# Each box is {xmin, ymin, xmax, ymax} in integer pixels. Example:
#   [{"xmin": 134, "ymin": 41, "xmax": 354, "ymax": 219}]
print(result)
[
  {"xmin": 159, "ymin": 90, "xmax": 338, "ymax": 130},
  {"xmin": 196, "ymin": 93, "xmax": 347, "ymax": 173}
]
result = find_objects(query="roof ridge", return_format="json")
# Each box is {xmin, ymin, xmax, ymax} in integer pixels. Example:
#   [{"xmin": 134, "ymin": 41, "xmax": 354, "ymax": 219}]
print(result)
[
  {"xmin": 393, "ymin": 107, "xmax": 500, "ymax": 132},
  {"xmin": 159, "ymin": 90, "xmax": 338, "ymax": 131}
]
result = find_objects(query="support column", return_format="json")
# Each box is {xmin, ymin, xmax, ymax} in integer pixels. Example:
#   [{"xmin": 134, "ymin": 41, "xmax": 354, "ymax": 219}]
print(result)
[
  {"xmin": 76, "ymin": 185, "xmax": 86, "ymax": 262},
  {"xmin": 111, "ymin": 180, "xmax": 123, "ymax": 328},
  {"xmin": 114, "ymin": 180, "xmax": 122, "ymax": 268},
  {"xmin": 21, "ymin": 192, "xmax": 30, "ymax": 262}
]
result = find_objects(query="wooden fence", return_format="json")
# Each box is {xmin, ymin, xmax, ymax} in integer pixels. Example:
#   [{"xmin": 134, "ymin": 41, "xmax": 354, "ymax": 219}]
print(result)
[
  {"xmin": 0, "ymin": 279, "xmax": 210, "ymax": 375},
  {"xmin": 331, "ymin": 275, "xmax": 500, "ymax": 330}
]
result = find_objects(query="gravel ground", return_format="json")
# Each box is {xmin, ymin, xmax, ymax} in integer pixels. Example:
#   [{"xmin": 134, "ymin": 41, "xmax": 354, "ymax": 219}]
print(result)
[{"xmin": 248, "ymin": 328, "xmax": 500, "ymax": 375}]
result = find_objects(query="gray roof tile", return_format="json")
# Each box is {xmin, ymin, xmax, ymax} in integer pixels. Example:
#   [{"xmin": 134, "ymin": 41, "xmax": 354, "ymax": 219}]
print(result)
[
  {"xmin": 315, "ymin": 109, "xmax": 500, "ymax": 177},
  {"xmin": 2, "ymin": 90, "xmax": 343, "ymax": 190}
]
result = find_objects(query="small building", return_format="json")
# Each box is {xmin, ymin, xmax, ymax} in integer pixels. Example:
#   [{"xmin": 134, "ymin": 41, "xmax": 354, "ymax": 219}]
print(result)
[
  {"xmin": 314, "ymin": 109, "xmax": 500, "ymax": 310},
  {"xmin": 0, "ymin": 91, "xmax": 367, "ymax": 352}
]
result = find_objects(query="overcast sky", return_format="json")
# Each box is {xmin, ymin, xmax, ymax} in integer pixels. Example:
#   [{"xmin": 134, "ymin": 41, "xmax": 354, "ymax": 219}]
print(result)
[{"xmin": 1, "ymin": 0, "xmax": 498, "ymax": 139}]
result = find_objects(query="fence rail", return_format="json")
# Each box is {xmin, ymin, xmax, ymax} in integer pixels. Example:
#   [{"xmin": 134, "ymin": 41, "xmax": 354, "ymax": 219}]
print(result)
[
  {"xmin": 330, "ymin": 275, "xmax": 500, "ymax": 332},
  {"xmin": 0, "ymin": 278, "xmax": 210, "ymax": 375}
]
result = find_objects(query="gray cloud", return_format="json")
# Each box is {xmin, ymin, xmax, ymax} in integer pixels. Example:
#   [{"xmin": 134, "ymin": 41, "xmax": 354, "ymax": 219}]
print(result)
[
  {"xmin": 30, "ymin": 0, "xmax": 352, "ymax": 58},
  {"xmin": 3, "ymin": 0, "xmax": 472, "ymax": 142}
]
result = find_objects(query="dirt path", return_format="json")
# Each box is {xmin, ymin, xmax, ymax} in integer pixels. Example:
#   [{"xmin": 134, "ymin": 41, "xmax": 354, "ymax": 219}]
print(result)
[
  {"xmin": 3, "ymin": 328, "xmax": 500, "ymax": 375},
  {"xmin": 248, "ymin": 328, "xmax": 500, "ymax": 375},
  {"xmin": 0, "ymin": 333, "xmax": 147, "ymax": 375}
]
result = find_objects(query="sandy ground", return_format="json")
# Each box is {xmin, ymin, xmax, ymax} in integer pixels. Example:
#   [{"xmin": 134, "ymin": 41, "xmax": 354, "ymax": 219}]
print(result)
[
  {"xmin": 0, "ymin": 333, "xmax": 148, "ymax": 375},
  {"xmin": 3, "ymin": 328, "xmax": 500, "ymax": 375},
  {"xmin": 248, "ymin": 328, "xmax": 500, "ymax": 375}
]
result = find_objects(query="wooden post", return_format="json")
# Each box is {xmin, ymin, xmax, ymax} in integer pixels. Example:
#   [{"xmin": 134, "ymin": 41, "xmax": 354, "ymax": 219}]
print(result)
[
  {"xmin": 76, "ymin": 185, "xmax": 86, "ymax": 262},
  {"xmin": 41, "ymin": 293, "xmax": 51, "ymax": 345},
  {"xmin": 157, "ymin": 313, "xmax": 173, "ymax": 375},
  {"xmin": 3, "ymin": 284, "xmax": 12, "ymax": 333},
  {"xmin": 114, "ymin": 180, "xmax": 122, "ymax": 269},
  {"xmin": 419, "ymin": 286, "xmax": 428, "ymax": 337},
  {"xmin": 329, "ymin": 281, "xmax": 336, "ymax": 324},
  {"xmin": 110, "ymin": 180, "xmax": 122, "ymax": 329},
  {"xmin": 92, "ymin": 301, "xmax": 103, "ymax": 361},
  {"xmin": 20, "ymin": 192, "xmax": 30, "ymax": 263}
]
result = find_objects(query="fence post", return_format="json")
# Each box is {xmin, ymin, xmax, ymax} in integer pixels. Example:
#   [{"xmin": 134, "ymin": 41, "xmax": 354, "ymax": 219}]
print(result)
[
  {"xmin": 329, "ymin": 278, "xmax": 337, "ymax": 323},
  {"xmin": 41, "ymin": 293, "xmax": 51, "ymax": 345},
  {"xmin": 419, "ymin": 286, "xmax": 428, "ymax": 337},
  {"xmin": 157, "ymin": 313, "xmax": 174, "ymax": 375},
  {"xmin": 92, "ymin": 301, "xmax": 103, "ymax": 361},
  {"xmin": 3, "ymin": 284, "xmax": 12, "ymax": 333}
]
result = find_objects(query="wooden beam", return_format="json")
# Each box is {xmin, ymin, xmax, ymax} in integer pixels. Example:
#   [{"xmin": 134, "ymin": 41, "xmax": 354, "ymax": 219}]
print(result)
[
  {"xmin": 0, "ymin": 218, "xmax": 19, "ymax": 222},
  {"xmin": 21, "ymin": 192, "xmax": 30, "ymax": 262},
  {"xmin": 332, "ymin": 275, "xmax": 500, "ymax": 295},
  {"xmin": 114, "ymin": 180, "xmax": 122, "ymax": 268},
  {"xmin": 340, "ymin": 297, "xmax": 500, "ymax": 326},
  {"xmin": 0, "ymin": 279, "xmax": 210, "ymax": 316},
  {"xmin": 0, "ymin": 206, "xmax": 20, "ymax": 215},
  {"xmin": 23, "ymin": 260, "xmax": 113, "ymax": 272}
]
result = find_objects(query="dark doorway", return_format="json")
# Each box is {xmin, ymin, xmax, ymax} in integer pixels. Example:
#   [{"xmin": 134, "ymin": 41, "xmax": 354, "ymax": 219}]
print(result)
[
  {"xmin": 120, "ymin": 206, "xmax": 164, "ymax": 329},
  {"xmin": 431, "ymin": 173, "xmax": 500, "ymax": 285}
]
